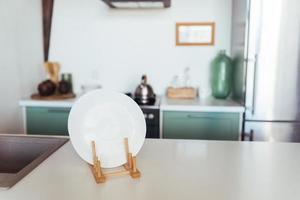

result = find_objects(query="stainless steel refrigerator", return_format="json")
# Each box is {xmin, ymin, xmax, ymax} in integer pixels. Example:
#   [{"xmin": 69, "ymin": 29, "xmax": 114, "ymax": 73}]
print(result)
[{"xmin": 231, "ymin": 0, "xmax": 300, "ymax": 142}]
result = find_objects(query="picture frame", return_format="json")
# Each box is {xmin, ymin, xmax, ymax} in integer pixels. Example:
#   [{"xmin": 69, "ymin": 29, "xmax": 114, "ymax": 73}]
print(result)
[{"xmin": 176, "ymin": 22, "xmax": 215, "ymax": 46}]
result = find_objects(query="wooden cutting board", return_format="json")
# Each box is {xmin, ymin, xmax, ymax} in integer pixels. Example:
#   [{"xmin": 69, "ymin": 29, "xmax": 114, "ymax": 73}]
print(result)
[{"xmin": 31, "ymin": 93, "xmax": 76, "ymax": 100}]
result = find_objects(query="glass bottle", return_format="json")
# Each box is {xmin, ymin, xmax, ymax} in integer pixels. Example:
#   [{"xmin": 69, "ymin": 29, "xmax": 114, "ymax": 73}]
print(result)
[
  {"xmin": 61, "ymin": 73, "xmax": 73, "ymax": 93},
  {"xmin": 211, "ymin": 50, "xmax": 233, "ymax": 99}
]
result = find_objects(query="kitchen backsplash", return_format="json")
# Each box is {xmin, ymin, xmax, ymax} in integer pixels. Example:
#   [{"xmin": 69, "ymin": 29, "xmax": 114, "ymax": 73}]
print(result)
[{"xmin": 49, "ymin": 0, "xmax": 232, "ymax": 95}]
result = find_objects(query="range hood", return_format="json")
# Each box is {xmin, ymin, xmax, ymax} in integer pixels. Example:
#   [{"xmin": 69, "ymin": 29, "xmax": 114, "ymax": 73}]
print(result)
[{"xmin": 102, "ymin": 0, "xmax": 171, "ymax": 9}]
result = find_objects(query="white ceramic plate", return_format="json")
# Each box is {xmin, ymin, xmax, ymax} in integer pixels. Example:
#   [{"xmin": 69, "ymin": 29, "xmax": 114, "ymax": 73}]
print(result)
[{"xmin": 68, "ymin": 90, "xmax": 146, "ymax": 168}]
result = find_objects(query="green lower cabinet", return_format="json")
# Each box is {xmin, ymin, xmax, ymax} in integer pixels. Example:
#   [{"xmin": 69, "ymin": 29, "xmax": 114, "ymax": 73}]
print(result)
[
  {"xmin": 163, "ymin": 111, "xmax": 240, "ymax": 141},
  {"xmin": 26, "ymin": 107, "xmax": 70, "ymax": 136}
]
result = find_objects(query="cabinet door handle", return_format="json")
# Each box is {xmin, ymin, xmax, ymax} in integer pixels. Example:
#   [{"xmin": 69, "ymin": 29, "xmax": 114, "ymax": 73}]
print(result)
[
  {"xmin": 242, "ymin": 130, "xmax": 254, "ymax": 141},
  {"xmin": 47, "ymin": 109, "xmax": 69, "ymax": 114},
  {"xmin": 187, "ymin": 115, "xmax": 215, "ymax": 120}
]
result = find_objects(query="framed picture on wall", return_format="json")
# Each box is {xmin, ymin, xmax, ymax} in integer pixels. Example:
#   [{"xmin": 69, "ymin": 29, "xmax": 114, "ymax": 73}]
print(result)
[{"xmin": 176, "ymin": 22, "xmax": 215, "ymax": 46}]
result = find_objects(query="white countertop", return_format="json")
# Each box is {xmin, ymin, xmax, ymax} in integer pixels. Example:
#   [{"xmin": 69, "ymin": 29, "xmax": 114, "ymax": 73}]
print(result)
[
  {"xmin": 160, "ymin": 97, "xmax": 245, "ymax": 113},
  {"xmin": 19, "ymin": 98, "xmax": 78, "ymax": 108},
  {"xmin": 1, "ymin": 139, "xmax": 300, "ymax": 200},
  {"xmin": 19, "ymin": 96, "xmax": 245, "ymax": 113}
]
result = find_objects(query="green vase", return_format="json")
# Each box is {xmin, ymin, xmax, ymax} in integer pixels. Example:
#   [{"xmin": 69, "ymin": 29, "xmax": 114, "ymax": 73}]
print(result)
[{"xmin": 211, "ymin": 50, "xmax": 233, "ymax": 99}]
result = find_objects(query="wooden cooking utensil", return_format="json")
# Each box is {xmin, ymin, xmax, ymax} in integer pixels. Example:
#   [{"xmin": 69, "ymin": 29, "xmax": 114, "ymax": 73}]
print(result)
[{"xmin": 44, "ymin": 62, "xmax": 60, "ymax": 84}]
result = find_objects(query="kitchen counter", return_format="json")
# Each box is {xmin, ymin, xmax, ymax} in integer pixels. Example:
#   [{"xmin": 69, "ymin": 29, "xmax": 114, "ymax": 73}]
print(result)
[
  {"xmin": 160, "ymin": 97, "xmax": 245, "ymax": 113},
  {"xmin": 1, "ymin": 139, "xmax": 300, "ymax": 200},
  {"xmin": 20, "ymin": 97, "xmax": 245, "ymax": 138},
  {"xmin": 19, "ymin": 96, "xmax": 244, "ymax": 112},
  {"xmin": 19, "ymin": 98, "xmax": 77, "ymax": 108},
  {"xmin": 18, "ymin": 96, "xmax": 160, "ymax": 109}
]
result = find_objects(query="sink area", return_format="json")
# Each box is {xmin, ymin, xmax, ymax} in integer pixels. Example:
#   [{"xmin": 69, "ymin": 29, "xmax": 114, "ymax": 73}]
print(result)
[{"xmin": 0, "ymin": 135, "xmax": 68, "ymax": 189}]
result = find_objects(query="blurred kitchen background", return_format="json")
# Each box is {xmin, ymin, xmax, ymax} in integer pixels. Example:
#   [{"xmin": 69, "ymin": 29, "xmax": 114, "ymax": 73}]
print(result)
[{"xmin": 1, "ymin": 0, "xmax": 300, "ymax": 143}]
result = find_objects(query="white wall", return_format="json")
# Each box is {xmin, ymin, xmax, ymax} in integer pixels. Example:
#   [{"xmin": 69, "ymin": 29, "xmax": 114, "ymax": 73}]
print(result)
[
  {"xmin": 50, "ymin": 0, "xmax": 232, "ymax": 94},
  {"xmin": 0, "ymin": 0, "xmax": 44, "ymax": 133}
]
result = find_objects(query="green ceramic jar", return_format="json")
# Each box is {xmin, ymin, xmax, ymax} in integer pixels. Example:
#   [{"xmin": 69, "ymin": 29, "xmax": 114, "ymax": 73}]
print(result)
[{"xmin": 211, "ymin": 50, "xmax": 233, "ymax": 99}]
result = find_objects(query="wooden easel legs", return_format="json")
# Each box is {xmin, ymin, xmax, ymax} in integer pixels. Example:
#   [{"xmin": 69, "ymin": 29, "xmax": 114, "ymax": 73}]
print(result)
[
  {"xmin": 129, "ymin": 156, "xmax": 141, "ymax": 179},
  {"xmin": 91, "ymin": 141, "xmax": 106, "ymax": 183},
  {"xmin": 90, "ymin": 138, "xmax": 141, "ymax": 184}
]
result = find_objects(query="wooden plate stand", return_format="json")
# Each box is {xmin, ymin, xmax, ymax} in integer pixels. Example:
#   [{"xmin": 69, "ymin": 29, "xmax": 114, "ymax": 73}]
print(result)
[{"xmin": 90, "ymin": 138, "xmax": 141, "ymax": 183}]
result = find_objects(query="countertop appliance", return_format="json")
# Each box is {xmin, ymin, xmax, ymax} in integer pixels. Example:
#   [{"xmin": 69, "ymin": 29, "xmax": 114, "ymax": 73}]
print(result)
[
  {"xmin": 134, "ymin": 75, "xmax": 156, "ymax": 106},
  {"xmin": 231, "ymin": 0, "xmax": 300, "ymax": 142},
  {"xmin": 126, "ymin": 93, "xmax": 160, "ymax": 139}
]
